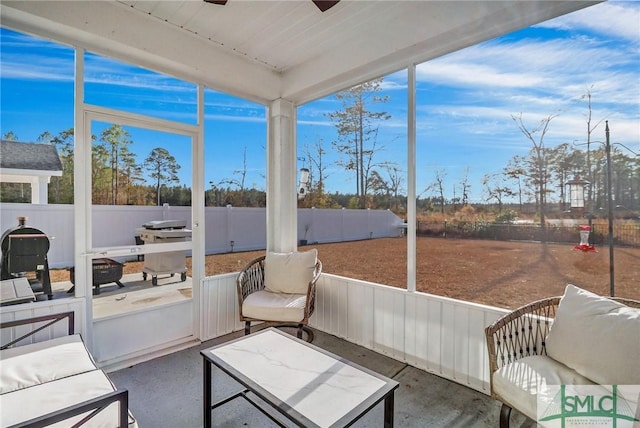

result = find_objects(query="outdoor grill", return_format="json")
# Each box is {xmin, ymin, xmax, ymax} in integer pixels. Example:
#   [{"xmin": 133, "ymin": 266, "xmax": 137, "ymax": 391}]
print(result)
[
  {"xmin": 68, "ymin": 258, "xmax": 125, "ymax": 295},
  {"xmin": 136, "ymin": 220, "xmax": 191, "ymax": 286},
  {"xmin": 0, "ymin": 216, "xmax": 53, "ymax": 300}
]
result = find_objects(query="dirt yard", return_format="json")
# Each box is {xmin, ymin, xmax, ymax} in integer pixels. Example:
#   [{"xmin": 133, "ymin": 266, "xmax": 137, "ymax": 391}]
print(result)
[{"xmin": 52, "ymin": 237, "xmax": 639, "ymax": 310}]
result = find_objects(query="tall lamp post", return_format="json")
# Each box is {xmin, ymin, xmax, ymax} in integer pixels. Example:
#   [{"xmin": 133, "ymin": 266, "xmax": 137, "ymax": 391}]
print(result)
[
  {"xmin": 574, "ymin": 121, "xmax": 639, "ymax": 297},
  {"xmin": 590, "ymin": 121, "xmax": 619, "ymax": 296},
  {"xmin": 572, "ymin": 121, "xmax": 614, "ymax": 295},
  {"xmin": 604, "ymin": 121, "xmax": 615, "ymax": 296},
  {"xmin": 589, "ymin": 121, "xmax": 616, "ymax": 296}
]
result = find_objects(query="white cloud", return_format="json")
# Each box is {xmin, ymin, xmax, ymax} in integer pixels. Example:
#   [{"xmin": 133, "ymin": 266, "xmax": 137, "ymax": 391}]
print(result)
[
  {"xmin": 538, "ymin": 2, "xmax": 640, "ymax": 42},
  {"xmin": 204, "ymin": 113, "xmax": 266, "ymax": 124},
  {"xmin": 297, "ymin": 118, "xmax": 334, "ymax": 127},
  {"xmin": 410, "ymin": 11, "xmax": 639, "ymax": 162},
  {"xmin": 379, "ymin": 79, "xmax": 406, "ymax": 91},
  {"xmin": 0, "ymin": 53, "xmax": 73, "ymax": 81},
  {"xmin": 417, "ymin": 61, "xmax": 545, "ymax": 89},
  {"xmin": 417, "ymin": 36, "xmax": 633, "ymax": 93}
]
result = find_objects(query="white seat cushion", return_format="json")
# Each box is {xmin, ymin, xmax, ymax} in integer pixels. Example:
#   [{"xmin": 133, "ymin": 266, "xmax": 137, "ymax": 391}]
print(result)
[
  {"xmin": 0, "ymin": 368, "xmax": 137, "ymax": 427},
  {"xmin": 264, "ymin": 249, "xmax": 317, "ymax": 294},
  {"xmin": 492, "ymin": 355, "xmax": 595, "ymax": 421},
  {"xmin": 0, "ymin": 334, "xmax": 97, "ymax": 394},
  {"xmin": 242, "ymin": 290, "xmax": 307, "ymax": 323},
  {"xmin": 546, "ymin": 284, "xmax": 640, "ymax": 385}
]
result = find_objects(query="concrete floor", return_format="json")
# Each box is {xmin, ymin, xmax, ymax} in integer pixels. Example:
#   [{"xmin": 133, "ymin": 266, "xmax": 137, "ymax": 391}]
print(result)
[{"xmin": 109, "ymin": 326, "xmax": 535, "ymax": 428}]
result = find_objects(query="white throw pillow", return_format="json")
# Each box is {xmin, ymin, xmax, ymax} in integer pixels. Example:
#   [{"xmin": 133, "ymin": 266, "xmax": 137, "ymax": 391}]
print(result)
[
  {"xmin": 264, "ymin": 249, "xmax": 318, "ymax": 294},
  {"xmin": 546, "ymin": 284, "xmax": 640, "ymax": 385}
]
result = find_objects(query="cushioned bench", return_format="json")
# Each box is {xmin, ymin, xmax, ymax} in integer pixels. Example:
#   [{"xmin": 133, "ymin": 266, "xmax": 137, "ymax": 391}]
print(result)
[
  {"xmin": 0, "ymin": 312, "xmax": 136, "ymax": 427},
  {"xmin": 485, "ymin": 284, "xmax": 640, "ymax": 427}
]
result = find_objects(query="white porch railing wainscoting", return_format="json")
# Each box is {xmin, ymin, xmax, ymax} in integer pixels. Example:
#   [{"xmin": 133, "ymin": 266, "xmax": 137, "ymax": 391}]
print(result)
[
  {"xmin": 201, "ymin": 272, "xmax": 510, "ymax": 395},
  {"xmin": 312, "ymin": 275, "xmax": 510, "ymax": 394},
  {"xmin": 0, "ymin": 203, "xmax": 403, "ymax": 268},
  {"xmin": 0, "ymin": 299, "xmax": 85, "ymax": 346},
  {"xmin": 2, "ymin": 272, "xmax": 510, "ymax": 393},
  {"xmin": 201, "ymin": 273, "xmax": 245, "ymax": 340},
  {"xmin": 92, "ymin": 300, "xmax": 196, "ymax": 370}
]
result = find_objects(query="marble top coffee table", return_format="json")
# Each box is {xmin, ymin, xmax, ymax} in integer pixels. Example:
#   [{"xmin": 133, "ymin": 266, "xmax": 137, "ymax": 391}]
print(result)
[{"xmin": 202, "ymin": 328, "xmax": 399, "ymax": 427}]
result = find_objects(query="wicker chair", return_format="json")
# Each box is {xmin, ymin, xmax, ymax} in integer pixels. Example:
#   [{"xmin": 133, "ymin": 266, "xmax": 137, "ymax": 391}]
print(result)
[
  {"xmin": 236, "ymin": 254, "xmax": 322, "ymax": 342},
  {"xmin": 485, "ymin": 295, "xmax": 640, "ymax": 428}
]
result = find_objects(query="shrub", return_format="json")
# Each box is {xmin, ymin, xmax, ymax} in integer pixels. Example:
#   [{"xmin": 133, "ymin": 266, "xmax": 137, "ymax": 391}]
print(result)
[{"xmin": 493, "ymin": 210, "xmax": 518, "ymax": 224}]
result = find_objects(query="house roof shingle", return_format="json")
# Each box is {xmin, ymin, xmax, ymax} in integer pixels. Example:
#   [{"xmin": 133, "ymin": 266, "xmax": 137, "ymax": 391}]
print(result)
[{"xmin": 0, "ymin": 140, "xmax": 63, "ymax": 172}]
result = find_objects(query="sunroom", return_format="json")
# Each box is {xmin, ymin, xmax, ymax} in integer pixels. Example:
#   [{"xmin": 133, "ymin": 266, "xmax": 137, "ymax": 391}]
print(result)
[{"xmin": 2, "ymin": 1, "xmax": 638, "ymax": 427}]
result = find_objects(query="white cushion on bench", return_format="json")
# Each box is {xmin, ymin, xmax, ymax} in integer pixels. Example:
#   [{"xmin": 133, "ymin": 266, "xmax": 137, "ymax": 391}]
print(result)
[
  {"xmin": 1, "ymin": 368, "xmax": 136, "ymax": 427},
  {"xmin": 0, "ymin": 334, "xmax": 97, "ymax": 394},
  {"xmin": 546, "ymin": 284, "xmax": 640, "ymax": 385},
  {"xmin": 492, "ymin": 355, "xmax": 595, "ymax": 421},
  {"xmin": 242, "ymin": 290, "xmax": 307, "ymax": 322}
]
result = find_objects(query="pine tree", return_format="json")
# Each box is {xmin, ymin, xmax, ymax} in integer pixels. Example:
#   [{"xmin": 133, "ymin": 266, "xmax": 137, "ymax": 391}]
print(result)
[
  {"xmin": 327, "ymin": 78, "xmax": 391, "ymax": 208},
  {"xmin": 144, "ymin": 147, "xmax": 180, "ymax": 206}
]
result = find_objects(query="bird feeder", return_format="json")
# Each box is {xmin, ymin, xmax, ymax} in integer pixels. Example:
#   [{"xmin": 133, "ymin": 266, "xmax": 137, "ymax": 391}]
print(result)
[{"xmin": 574, "ymin": 224, "xmax": 596, "ymax": 252}]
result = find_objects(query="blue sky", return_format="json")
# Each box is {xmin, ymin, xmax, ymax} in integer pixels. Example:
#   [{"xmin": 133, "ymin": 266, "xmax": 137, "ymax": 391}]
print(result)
[{"xmin": 1, "ymin": 1, "xmax": 638, "ymax": 203}]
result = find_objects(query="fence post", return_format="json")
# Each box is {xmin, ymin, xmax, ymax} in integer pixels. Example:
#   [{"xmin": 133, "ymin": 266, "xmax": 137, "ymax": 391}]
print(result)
[
  {"xmin": 226, "ymin": 204, "xmax": 233, "ymax": 252},
  {"xmin": 310, "ymin": 207, "xmax": 316, "ymax": 244}
]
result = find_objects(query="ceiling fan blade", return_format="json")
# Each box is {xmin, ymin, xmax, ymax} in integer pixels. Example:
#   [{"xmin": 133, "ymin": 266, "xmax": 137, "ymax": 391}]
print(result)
[
  {"xmin": 312, "ymin": 1, "xmax": 339, "ymax": 12},
  {"xmin": 203, "ymin": 0, "xmax": 338, "ymax": 11}
]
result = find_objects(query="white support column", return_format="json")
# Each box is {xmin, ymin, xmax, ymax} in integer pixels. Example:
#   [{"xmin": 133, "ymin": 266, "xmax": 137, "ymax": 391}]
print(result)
[
  {"xmin": 31, "ymin": 176, "xmax": 49, "ymax": 204},
  {"xmin": 74, "ymin": 47, "xmax": 92, "ymax": 345},
  {"xmin": 266, "ymin": 99, "xmax": 297, "ymax": 253},
  {"xmin": 193, "ymin": 84, "xmax": 205, "ymax": 340},
  {"xmin": 407, "ymin": 65, "xmax": 417, "ymax": 293}
]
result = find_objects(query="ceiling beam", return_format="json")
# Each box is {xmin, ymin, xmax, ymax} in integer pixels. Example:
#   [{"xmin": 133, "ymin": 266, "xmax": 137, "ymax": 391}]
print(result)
[
  {"xmin": 281, "ymin": 1, "xmax": 600, "ymax": 104},
  {"xmin": 0, "ymin": 1, "xmax": 282, "ymax": 104},
  {"xmin": 1, "ymin": 1, "xmax": 600, "ymax": 106}
]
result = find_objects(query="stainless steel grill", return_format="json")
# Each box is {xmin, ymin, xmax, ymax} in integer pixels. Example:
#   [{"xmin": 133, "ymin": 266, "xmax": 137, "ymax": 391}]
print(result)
[{"xmin": 136, "ymin": 220, "xmax": 191, "ymax": 286}]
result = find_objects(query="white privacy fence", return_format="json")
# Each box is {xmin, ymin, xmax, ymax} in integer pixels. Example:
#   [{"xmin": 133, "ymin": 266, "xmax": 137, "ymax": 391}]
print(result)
[{"xmin": 0, "ymin": 204, "xmax": 404, "ymax": 268}]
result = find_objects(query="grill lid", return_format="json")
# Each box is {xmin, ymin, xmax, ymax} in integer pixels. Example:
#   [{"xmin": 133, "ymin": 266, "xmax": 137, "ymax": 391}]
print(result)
[
  {"xmin": 1, "ymin": 217, "xmax": 50, "ymax": 253},
  {"xmin": 142, "ymin": 220, "xmax": 187, "ymax": 230}
]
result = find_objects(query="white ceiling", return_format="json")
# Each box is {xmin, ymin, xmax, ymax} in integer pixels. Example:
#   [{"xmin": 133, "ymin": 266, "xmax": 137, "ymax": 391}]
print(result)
[{"xmin": 1, "ymin": 0, "xmax": 599, "ymax": 105}]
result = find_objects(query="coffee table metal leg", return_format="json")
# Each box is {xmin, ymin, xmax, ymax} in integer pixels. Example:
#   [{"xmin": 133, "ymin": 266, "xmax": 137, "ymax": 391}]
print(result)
[
  {"xmin": 204, "ymin": 359, "xmax": 212, "ymax": 428},
  {"xmin": 384, "ymin": 392, "xmax": 394, "ymax": 428}
]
